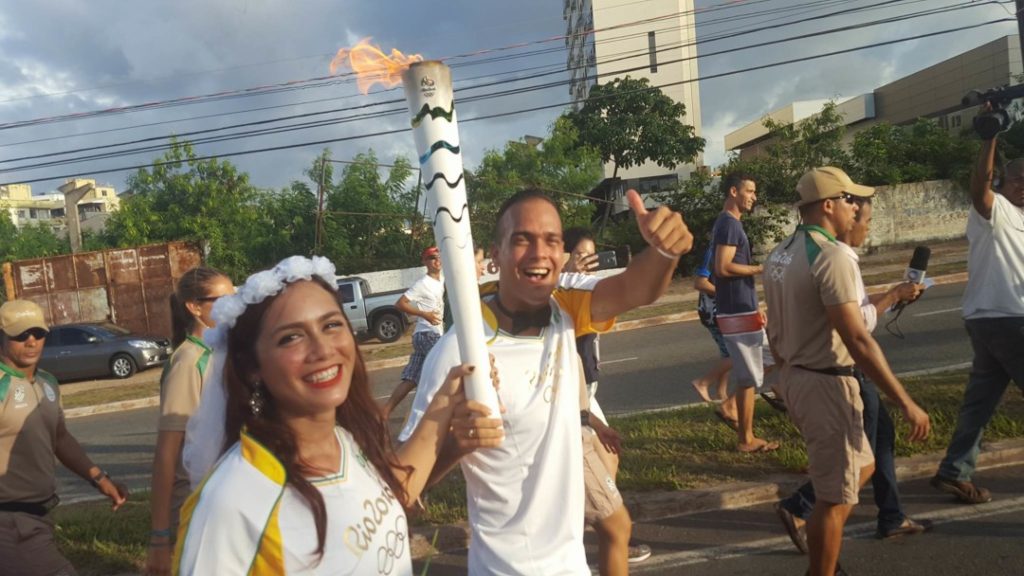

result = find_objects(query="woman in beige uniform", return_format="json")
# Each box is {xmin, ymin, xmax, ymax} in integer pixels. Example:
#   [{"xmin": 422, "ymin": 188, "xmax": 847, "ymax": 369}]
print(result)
[{"xmin": 146, "ymin": 267, "xmax": 234, "ymax": 575}]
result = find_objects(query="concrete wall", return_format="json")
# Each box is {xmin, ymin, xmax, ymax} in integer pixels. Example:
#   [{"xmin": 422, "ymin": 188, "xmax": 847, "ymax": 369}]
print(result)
[{"xmin": 760, "ymin": 179, "xmax": 968, "ymax": 252}]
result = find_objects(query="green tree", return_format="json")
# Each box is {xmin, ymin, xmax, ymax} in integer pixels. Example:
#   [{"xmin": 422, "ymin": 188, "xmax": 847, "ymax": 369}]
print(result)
[
  {"xmin": 104, "ymin": 140, "xmax": 264, "ymax": 280},
  {"xmin": 567, "ymin": 76, "xmax": 704, "ymax": 178},
  {"xmin": 468, "ymin": 116, "xmax": 601, "ymax": 245},
  {"xmin": 321, "ymin": 150, "xmax": 421, "ymax": 275},
  {"xmin": 849, "ymin": 119, "xmax": 977, "ymax": 187}
]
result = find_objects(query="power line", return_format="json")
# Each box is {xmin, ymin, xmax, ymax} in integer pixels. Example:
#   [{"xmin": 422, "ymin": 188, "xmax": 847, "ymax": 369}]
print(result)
[
  {"xmin": 0, "ymin": 0, "xmax": 965, "ymax": 132},
  {"xmin": 0, "ymin": 17, "xmax": 1009, "ymax": 187},
  {"xmin": 0, "ymin": 0, "xmax": 988, "ymax": 172}
]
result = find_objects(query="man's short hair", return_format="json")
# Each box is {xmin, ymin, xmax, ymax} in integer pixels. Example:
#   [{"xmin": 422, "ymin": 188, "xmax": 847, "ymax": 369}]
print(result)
[
  {"xmin": 563, "ymin": 227, "xmax": 594, "ymax": 253},
  {"xmin": 493, "ymin": 188, "xmax": 559, "ymax": 243},
  {"xmin": 721, "ymin": 172, "xmax": 756, "ymax": 196},
  {"xmin": 1002, "ymin": 158, "xmax": 1024, "ymax": 186}
]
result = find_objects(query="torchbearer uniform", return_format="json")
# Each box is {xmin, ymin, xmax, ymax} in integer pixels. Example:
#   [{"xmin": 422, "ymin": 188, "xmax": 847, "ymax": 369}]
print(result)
[
  {"xmin": 764, "ymin": 223, "xmax": 875, "ymax": 505},
  {"xmin": 0, "ymin": 361, "xmax": 75, "ymax": 576},
  {"xmin": 401, "ymin": 282, "xmax": 613, "ymax": 575}
]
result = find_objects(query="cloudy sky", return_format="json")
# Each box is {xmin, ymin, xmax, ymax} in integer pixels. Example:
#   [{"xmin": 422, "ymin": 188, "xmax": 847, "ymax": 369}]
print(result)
[{"xmin": 0, "ymin": 0, "xmax": 1017, "ymax": 195}]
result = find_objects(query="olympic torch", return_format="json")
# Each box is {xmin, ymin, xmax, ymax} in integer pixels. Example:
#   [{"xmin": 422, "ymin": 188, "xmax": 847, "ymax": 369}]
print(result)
[{"xmin": 400, "ymin": 62, "xmax": 500, "ymax": 415}]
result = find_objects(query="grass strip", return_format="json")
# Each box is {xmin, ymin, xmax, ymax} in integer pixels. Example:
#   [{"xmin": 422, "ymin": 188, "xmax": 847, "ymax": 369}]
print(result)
[
  {"xmin": 62, "ymin": 381, "xmax": 160, "ymax": 409},
  {"xmin": 54, "ymin": 492, "xmax": 151, "ymax": 576}
]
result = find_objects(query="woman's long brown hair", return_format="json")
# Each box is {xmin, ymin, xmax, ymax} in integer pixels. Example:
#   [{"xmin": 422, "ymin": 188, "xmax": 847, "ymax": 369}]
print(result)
[{"xmin": 220, "ymin": 277, "xmax": 412, "ymax": 559}]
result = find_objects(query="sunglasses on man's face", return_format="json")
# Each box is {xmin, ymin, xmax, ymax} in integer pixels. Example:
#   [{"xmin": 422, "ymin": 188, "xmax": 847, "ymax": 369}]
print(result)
[
  {"xmin": 10, "ymin": 328, "xmax": 49, "ymax": 342},
  {"xmin": 826, "ymin": 192, "xmax": 858, "ymax": 205}
]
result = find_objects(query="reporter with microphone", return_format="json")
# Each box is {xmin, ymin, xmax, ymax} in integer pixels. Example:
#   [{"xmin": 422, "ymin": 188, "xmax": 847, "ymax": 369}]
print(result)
[{"xmin": 931, "ymin": 102, "xmax": 1024, "ymax": 506}]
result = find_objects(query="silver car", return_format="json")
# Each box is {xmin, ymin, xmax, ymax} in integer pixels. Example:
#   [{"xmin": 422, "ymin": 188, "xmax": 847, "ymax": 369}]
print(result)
[{"xmin": 39, "ymin": 323, "xmax": 173, "ymax": 381}]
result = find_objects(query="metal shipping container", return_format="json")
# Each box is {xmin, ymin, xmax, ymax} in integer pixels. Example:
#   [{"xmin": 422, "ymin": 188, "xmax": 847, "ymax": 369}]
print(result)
[{"xmin": 2, "ymin": 241, "xmax": 202, "ymax": 338}]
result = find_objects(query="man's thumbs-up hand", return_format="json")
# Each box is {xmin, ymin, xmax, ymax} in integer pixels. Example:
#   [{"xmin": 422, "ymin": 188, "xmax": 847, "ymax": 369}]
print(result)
[{"xmin": 627, "ymin": 189, "xmax": 693, "ymax": 258}]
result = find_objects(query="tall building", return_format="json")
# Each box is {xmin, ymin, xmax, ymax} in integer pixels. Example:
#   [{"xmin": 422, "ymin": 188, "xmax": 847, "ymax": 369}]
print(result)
[{"xmin": 564, "ymin": 0, "xmax": 702, "ymax": 198}]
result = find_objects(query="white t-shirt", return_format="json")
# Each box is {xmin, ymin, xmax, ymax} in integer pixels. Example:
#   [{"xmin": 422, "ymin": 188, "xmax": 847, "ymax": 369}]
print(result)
[
  {"xmin": 837, "ymin": 242, "xmax": 878, "ymax": 333},
  {"xmin": 404, "ymin": 274, "xmax": 445, "ymax": 335},
  {"xmin": 176, "ymin": 427, "xmax": 411, "ymax": 576},
  {"xmin": 962, "ymin": 193, "xmax": 1024, "ymax": 319},
  {"xmin": 400, "ymin": 285, "xmax": 612, "ymax": 575}
]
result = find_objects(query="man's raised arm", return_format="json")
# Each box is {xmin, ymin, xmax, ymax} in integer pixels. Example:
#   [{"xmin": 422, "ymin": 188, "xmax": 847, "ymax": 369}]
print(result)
[{"xmin": 592, "ymin": 190, "xmax": 693, "ymax": 322}]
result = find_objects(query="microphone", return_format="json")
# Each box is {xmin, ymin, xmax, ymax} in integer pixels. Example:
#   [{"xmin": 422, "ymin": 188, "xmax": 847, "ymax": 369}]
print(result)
[
  {"xmin": 904, "ymin": 246, "xmax": 930, "ymax": 284},
  {"xmin": 893, "ymin": 246, "xmax": 930, "ymax": 313}
]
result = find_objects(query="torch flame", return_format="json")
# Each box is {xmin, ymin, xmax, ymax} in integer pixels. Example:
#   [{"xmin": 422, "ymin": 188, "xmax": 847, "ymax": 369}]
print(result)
[{"xmin": 329, "ymin": 37, "xmax": 423, "ymax": 95}]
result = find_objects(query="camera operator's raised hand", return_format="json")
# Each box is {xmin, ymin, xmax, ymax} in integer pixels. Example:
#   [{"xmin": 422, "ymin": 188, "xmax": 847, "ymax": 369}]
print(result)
[{"xmin": 971, "ymin": 102, "xmax": 1000, "ymax": 220}]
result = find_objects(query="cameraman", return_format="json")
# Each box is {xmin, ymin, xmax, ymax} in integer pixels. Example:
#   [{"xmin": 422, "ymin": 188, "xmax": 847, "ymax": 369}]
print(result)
[{"xmin": 931, "ymin": 104, "xmax": 1024, "ymax": 504}]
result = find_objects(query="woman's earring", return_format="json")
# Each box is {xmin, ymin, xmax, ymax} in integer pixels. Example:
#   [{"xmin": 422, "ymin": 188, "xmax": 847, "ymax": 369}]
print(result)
[{"xmin": 250, "ymin": 381, "xmax": 267, "ymax": 417}]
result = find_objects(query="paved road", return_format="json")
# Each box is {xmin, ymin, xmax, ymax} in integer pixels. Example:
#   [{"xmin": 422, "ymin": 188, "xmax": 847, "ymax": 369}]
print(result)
[
  {"xmin": 412, "ymin": 463, "xmax": 1024, "ymax": 575},
  {"xmin": 59, "ymin": 282, "xmax": 971, "ymax": 503},
  {"xmin": 589, "ymin": 281, "xmax": 969, "ymax": 416}
]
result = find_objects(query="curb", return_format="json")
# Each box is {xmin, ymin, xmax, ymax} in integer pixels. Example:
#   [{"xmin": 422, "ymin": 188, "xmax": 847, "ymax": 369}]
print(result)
[
  {"xmin": 408, "ymin": 437, "xmax": 1024, "ymax": 560},
  {"xmin": 64, "ymin": 396, "xmax": 160, "ymax": 419}
]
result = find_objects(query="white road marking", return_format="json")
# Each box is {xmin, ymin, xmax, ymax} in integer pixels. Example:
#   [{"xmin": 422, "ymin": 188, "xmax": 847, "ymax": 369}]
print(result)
[
  {"xmin": 601, "ymin": 356, "xmax": 639, "ymax": 365},
  {"xmin": 914, "ymin": 306, "xmax": 962, "ymax": 317}
]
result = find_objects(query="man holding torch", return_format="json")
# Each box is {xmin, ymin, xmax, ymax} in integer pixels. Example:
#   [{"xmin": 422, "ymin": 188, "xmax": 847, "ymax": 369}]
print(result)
[{"xmin": 401, "ymin": 187, "xmax": 691, "ymax": 574}]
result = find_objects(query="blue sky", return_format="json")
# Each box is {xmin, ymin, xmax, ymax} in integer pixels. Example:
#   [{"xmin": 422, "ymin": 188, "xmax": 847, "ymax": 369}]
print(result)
[{"xmin": 0, "ymin": 0, "xmax": 1017, "ymax": 194}]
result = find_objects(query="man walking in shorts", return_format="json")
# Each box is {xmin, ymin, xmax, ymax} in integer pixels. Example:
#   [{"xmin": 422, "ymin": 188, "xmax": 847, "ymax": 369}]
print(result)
[
  {"xmin": 382, "ymin": 246, "xmax": 445, "ymax": 418},
  {"xmin": 764, "ymin": 167, "xmax": 930, "ymax": 575}
]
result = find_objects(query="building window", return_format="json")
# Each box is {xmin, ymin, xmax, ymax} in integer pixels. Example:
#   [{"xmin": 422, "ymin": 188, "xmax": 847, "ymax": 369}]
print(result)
[
  {"xmin": 952, "ymin": 115, "xmax": 962, "ymax": 128},
  {"xmin": 648, "ymin": 31, "xmax": 658, "ymax": 73}
]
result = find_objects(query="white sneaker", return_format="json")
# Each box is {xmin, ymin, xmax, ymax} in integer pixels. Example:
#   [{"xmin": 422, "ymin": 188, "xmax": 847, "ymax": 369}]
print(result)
[{"xmin": 627, "ymin": 543, "xmax": 652, "ymax": 563}]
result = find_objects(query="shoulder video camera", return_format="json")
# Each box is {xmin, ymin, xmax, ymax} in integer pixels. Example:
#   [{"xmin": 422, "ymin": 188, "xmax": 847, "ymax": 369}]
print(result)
[{"xmin": 963, "ymin": 84, "xmax": 1024, "ymax": 139}]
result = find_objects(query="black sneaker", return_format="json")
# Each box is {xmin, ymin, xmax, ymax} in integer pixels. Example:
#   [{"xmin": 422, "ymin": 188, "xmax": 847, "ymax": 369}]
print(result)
[
  {"xmin": 760, "ymin": 390, "xmax": 787, "ymax": 413},
  {"xmin": 627, "ymin": 543, "xmax": 652, "ymax": 563},
  {"xmin": 930, "ymin": 474, "xmax": 992, "ymax": 504}
]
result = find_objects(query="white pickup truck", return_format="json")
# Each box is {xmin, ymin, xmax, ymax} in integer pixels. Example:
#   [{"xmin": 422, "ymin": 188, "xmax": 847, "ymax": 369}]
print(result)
[{"xmin": 336, "ymin": 277, "xmax": 410, "ymax": 343}]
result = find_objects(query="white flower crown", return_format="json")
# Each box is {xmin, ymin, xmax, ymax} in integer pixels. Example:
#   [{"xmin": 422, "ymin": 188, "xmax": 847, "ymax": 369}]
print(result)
[{"xmin": 203, "ymin": 255, "xmax": 337, "ymax": 349}]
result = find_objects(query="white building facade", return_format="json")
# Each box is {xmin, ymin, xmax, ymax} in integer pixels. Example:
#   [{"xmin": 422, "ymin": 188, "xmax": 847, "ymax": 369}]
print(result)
[{"xmin": 564, "ymin": 0, "xmax": 703, "ymax": 195}]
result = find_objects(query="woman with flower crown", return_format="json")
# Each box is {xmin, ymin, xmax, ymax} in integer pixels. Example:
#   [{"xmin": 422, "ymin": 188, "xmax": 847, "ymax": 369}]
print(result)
[{"xmin": 172, "ymin": 256, "xmax": 503, "ymax": 575}]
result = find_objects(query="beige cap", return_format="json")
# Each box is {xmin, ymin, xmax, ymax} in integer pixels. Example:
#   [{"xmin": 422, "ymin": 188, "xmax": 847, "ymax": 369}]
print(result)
[
  {"xmin": 0, "ymin": 300, "xmax": 48, "ymax": 337},
  {"xmin": 796, "ymin": 167, "xmax": 874, "ymax": 207}
]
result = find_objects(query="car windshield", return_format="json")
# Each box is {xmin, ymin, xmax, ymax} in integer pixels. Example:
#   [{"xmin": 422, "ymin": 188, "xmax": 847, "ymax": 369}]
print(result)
[{"xmin": 92, "ymin": 323, "xmax": 132, "ymax": 338}]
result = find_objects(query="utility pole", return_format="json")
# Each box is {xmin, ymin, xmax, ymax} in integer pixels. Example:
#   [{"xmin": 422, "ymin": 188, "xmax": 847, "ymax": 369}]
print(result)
[
  {"xmin": 314, "ymin": 157, "xmax": 326, "ymax": 255},
  {"xmin": 1017, "ymin": 0, "xmax": 1024, "ymax": 63}
]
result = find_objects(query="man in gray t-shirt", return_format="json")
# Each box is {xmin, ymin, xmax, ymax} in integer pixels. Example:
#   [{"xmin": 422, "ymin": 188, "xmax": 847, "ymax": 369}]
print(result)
[{"xmin": 711, "ymin": 173, "xmax": 777, "ymax": 453}]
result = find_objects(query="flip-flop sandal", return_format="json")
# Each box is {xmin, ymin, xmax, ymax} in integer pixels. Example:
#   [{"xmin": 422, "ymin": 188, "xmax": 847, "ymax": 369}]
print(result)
[
  {"xmin": 738, "ymin": 440, "xmax": 780, "ymax": 453},
  {"xmin": 713, "ymin": 410, "xmax": 739, "ymax": 431}
]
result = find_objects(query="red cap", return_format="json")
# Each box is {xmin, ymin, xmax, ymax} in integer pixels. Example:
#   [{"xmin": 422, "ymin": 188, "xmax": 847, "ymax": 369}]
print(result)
[{"xmin": 421, "ymin": 246, "xmax": 440, "ymax": 259}]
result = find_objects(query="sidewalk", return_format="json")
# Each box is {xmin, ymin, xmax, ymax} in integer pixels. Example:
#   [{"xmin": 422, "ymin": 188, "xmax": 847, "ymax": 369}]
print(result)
[{"xmin": 409, "ymin": 438, "xmax": 1024, "ymax": 573}]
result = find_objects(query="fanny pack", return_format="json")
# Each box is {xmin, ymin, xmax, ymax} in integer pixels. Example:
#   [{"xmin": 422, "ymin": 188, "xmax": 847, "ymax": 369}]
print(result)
[
  {"xmin": 715, "ymin": 311, "xmax": 765, "ymax": 335},
  {"xmin": 0, "ymin": 494, "xmax": 60, "ymax": 516}
]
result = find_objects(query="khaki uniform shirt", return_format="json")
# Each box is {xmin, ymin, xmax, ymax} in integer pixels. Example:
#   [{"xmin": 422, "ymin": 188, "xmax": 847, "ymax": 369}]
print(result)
[
  {"xmin": 158, "ymin": 336, "xmax": 212, "ymax": 519},
  {"xmin": 763, "ymin": 225, "xmax": 861, "ymax": 370},
  {"xmin": 0, "ymin": 362, "xmax": 63, "ymax": 503}
]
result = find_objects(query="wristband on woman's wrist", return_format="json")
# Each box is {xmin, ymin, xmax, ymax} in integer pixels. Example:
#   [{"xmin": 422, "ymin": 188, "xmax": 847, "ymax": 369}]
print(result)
[{"xmin": 150, "ymin": 528, "xmax": 173, "ymax": 538}]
